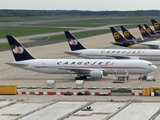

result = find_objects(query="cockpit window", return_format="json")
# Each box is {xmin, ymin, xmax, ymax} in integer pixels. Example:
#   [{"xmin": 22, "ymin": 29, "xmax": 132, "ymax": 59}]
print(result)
[{"xmin": 148, "ymin": 64, "xmax": 153, "ymax": 66}]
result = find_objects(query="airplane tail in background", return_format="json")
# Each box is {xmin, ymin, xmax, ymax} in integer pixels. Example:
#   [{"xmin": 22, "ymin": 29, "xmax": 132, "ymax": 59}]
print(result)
[
  {"xmin": 6, "ymin": 35, "xmax": 35, "ymax": 61},
  {"xmin": 151, "ymin": 19, "xmax": 160, "ymax": 31},
  {"xmin": 120, "ymin": 26, "xmax": 136, "ymax": 39},
  {"xmin": 110, "ymin": 27, "xmax": 127, "ymax": 42},
  {"xmin": 64, "ymin": 31, "xmax": 86, "ymax": 51},
  {"xmin": 138, "ymin": 25, "xmax": 152, "ymax": 37},
  {"xmin": 144, "ymin": 24, "xmax": 157, "ymax": 35}
]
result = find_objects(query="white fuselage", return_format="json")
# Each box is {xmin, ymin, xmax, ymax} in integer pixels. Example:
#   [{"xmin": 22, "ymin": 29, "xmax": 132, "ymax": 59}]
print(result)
[
  {"xmin": 12, "ymin": 59, "xmax": 156, "ymax": 75},
  {"xmin": 140, "ymin": 40, "xmax": 160, "ymax": 48},
  {"xmin": 66, "ymin": 49, "xmax": 160, "ymax": 61}
]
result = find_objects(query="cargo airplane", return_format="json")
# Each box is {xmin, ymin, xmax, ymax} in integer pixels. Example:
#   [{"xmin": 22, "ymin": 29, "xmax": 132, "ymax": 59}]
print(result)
[
  {"xmin": 151, "ymin": 19, "xmax": 160, "ymax": 34},
  {"xmin": 144, "ymin": 24, "xmax": 160, "ymax": 37},
  {"xmin": 120, "ymin": 26, "xmax": 155, "ymax": 40},
  {"xmin": 138, "ymin": 25, "xmax": 160, "ymax": 39},
  {"xmin": 5, "ymin": 35, "xmax": 157, "ymax": 80},
  {"xmin": 110, "ymin": 27, "xmax": 160, "ymax": 49},
  {"xmin": 65, "ymin": 31, "xmax": 160, "ymax": 61}
]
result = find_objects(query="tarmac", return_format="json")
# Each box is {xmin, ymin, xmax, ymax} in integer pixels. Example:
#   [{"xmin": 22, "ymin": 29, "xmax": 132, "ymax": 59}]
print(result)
[{"xmin": 0, "ymin": 27, "xmax": 160, "ymax": 120}]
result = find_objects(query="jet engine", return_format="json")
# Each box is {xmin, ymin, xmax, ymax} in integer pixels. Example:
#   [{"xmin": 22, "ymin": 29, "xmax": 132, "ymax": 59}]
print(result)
[{"xmin": 90, "ymin": 70, "xmax": 103, "ymax": 78}]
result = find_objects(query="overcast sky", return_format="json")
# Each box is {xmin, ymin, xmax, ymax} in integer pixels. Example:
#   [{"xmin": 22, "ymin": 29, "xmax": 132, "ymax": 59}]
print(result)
[{"xmin": 0, "ymin": 0, "xmax": 160, "ymax": 11}]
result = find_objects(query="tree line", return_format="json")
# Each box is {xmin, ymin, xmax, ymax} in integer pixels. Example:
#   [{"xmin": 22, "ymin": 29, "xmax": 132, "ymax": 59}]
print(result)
[{"xmin": 0, "ymin": 10, "xmax": 160, "ymax": 17}]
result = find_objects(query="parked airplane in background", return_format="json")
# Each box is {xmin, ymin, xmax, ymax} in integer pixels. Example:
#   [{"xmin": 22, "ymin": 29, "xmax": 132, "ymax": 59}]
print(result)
[
  {"xmin": 138, "ymin": 25, "xmax": 160, "ymax": 39},
  {"xmin": 110, "ymin": 27, "xmax": 159, "ymax": 49},
  {"xmin": 120, "ymin": 26, "xmax": 139, "ymax": 40},
  {"xmin": 151, "ymin": 19, "xmax": 160, "ymax": 34},
  {"xmin": 6, "ymin": 35, "xmax": 157, "ymax": 80},
  {"xmin": 144, "ymin": 24, "xmax": 160, "ymax": 35},
  {"xmin": 120, "ymin": 26, "xmax": 154, "ymax": 40},
  {"xmin": 65, "ymin": 31, "xmax": 160, "ymax": 61}
]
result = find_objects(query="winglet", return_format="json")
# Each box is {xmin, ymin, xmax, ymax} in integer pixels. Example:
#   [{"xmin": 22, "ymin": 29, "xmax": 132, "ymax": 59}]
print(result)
[
  {"xmin": 6, "ymin": 35, "xmax": 35, "ymax": 61},
  {"xmin": 64, "ymin": 31, "xmax": 86, "ymax": 51}
]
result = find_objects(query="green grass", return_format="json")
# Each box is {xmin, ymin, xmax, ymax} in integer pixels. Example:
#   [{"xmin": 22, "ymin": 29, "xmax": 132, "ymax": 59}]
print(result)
[
  {"xmin": 0, "ymin": 16, "xmax": 98, "ymax": 22},
  {"xmin": 1, "ymin": 15, "xmax": 160, "ymax": 51},
  {"xmin": 32, "ymin": 16, "xmax": 160, "ymax": 28},
  {"xmin": 39, "ymin": 29, "xmax": 111, "ymax": 41},
  {"xmin": 0, "ymin": 43, "xmax": 30, "ymax": 51},
  {"xmin": 0, "ymin": 26, "xmax": 74, "ymax": 38},
  {"xmin": 0, "ymin": 16, "xmax": 160, "ymax": 38},
  {"xmin": 0, "ymin": 16, "xmax": 66, "ymax": 22}
]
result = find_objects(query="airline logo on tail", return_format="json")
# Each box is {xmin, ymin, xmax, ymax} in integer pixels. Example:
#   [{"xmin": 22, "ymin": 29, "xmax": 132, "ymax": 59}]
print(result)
[
  {"xmin": 69, "ymin": 39, "xmax": 78, "ymax": 45},
  {"xmin": 140, "ymin": 28, "xmax": 145, "ymax": 34},
  {"xmin": 154, "ymin": 23, "xmax": 159, "ymax": 29},
  {"xmin": 114, "ymin": 32, "xmax": 119, "ymax": 39},
  {"xmin": 12, "ymin": 46, "xmax": 24, "ymax": 54},
  {"xmin": 124, "ymin": 31, "xmax": 129, "ymax": 38},
  {"xmin": 147, "ymin": 28, "xmax": 151, "ymax": 33}
]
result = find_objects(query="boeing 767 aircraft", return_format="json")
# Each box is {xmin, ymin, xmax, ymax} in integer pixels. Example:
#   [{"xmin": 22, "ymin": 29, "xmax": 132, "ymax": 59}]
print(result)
[
  {"xmin": 64, "ymin": 31, "xmax": 160, "ymax": 61},
  {"xmin": 5, "ymin": 35, "xmax": 157, "ymax": 80}
]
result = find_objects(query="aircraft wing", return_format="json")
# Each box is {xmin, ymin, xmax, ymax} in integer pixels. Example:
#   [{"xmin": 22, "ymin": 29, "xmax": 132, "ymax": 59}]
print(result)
[
  {"xmin": 58, "ymin": 67, "xmax": 104, "ymax": 74},
  {"xmin": 132, "ymin": 39, "xmax": 159, "ymax": 49},
  {"xmin": 5, "ymin": 62, "xmax": 28, "ymax": 67},
  {"xmin": 142, "ymin": 44, "xmax": 159, "ymax": 49},
  {"xmin": 105, "ymin": 55, "xmax": 139, "ymax": 59}
]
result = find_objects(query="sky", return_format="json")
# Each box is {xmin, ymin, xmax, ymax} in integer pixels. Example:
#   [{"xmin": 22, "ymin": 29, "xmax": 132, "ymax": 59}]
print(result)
[{"xmin": 0, "ymin": 0, "xmax": 160, "ymax": 11}]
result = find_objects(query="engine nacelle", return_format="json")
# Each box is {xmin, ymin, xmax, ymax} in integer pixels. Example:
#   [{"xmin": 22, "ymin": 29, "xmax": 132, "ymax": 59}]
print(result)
[{"xmin": 90, "ymin": 70, "xmax": 103, "ymax": 78}]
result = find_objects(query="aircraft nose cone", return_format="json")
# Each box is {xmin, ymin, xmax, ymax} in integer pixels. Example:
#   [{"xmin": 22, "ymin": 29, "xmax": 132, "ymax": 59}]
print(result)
[{"xmin": 151, "ymin": 65, "xmax": 157, "ymax": 71}]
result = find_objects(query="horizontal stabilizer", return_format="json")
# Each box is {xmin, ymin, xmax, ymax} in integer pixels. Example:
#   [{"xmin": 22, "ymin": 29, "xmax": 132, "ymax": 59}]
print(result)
[
  {"xmin": 111, "ymin": 42, "xmax": 124, "ymax": 45},
  {"xmin": 5, "ymin": 62, "xmax": 28, "ymax": 67},
  {"xmin": 64, "ymin": 51, "xmax": 81, "ymax": 56}
]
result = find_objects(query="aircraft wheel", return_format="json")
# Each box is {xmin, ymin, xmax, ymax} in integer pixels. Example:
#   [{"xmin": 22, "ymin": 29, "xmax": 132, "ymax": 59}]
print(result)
[
  {"xmin": 75, "ymin": 77, "xmax": 79, "ymax": 80},
  {"xmin": 83, "ymin": 76, "xmax": 87, "ymax": 79},
  {"xmin": 80, "ymin": 76, "xmax": 84, "ymax": 80}
]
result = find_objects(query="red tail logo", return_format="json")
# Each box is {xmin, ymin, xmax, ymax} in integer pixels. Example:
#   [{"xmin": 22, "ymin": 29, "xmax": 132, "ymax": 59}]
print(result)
[
  {"xmin": 12, "ymin": 46, "xmax": 24, "ymax": 54},
  {"xmin": 69, "ymin": 39, "xmax": 78, "ymax": 45}
]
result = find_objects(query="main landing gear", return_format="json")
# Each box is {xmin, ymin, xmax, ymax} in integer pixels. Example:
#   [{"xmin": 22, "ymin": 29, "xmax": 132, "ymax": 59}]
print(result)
[{"xmin": 75, "ymin": 75, "xmax": 87, "ymax": 80}]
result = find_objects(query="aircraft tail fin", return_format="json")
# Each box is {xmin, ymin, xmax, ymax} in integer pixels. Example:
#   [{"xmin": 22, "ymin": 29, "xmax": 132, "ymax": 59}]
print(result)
[
  {"xmin": 6, "ymin": 35, "xmax": 35, "ymax": 61},
  {"xmin": 138, "ymin": 25, "xmax": 152, "ymax": 37},
  {"xmin": 110, "ymin": 27, "xmax": 127, "ymax": 42},
  {"xmin": 151, "ymin": 19, "xmax": 160, "ymax": 31},
  {"xmin": 144, "ymin": 24, "xmax": 156, "ymax": 35},
  {"xmin": 120, "ymin": 26, "xmax": 136, "ymax": 39},
  {"xmin": 64, "ymin": 31, "xmax": 86, "ymax": 51}
]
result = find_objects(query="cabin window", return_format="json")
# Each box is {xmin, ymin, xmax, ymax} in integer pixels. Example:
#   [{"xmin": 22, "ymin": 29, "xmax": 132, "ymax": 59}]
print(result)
[
  {"xmin": 117, "ymin": 51, "xmax": 120, "ymax": 53},
  {"xmin": 132, "ymin": 51, "xmax": 136, "ymax": 53}
]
